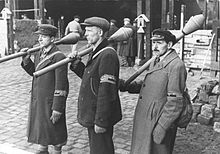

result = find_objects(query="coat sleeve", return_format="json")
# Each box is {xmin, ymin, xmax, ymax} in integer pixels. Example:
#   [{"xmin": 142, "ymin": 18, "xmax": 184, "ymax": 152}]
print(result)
[
  {"xmin": 52, "ymin": 53, "xmax": 69, "ymax": 113},
  {"xmin": 70, "ymin": 61, "xmax": 85, "ymax": 78},
  {"xmin": 94, "ymin": 51, "xmax": 119, "ymax": 127},
  {"xmin": 21, "ymin": 59, "xmax": 35, "ymax": 76},
  {"xmin": 158, "ymin": 61, "xmax": 187, "ymax": 130}
]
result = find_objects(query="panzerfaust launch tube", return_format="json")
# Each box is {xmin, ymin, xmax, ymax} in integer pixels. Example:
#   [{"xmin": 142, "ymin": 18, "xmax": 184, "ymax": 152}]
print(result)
[
  {"xmin": 0, "ymin": 32, "xmax": 80, "ymax": 63},
  {"xmin": 33, "ymin": 46, "xmax": 93, "ymax": 77}
]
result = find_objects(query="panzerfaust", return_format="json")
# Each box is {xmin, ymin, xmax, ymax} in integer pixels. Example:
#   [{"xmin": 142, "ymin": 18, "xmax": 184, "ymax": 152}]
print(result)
[
  {"xmin": 124, "ymin": 13, "xmax": 205, "ymax": 86},
  {"xmin": 33, "ymin": 27, "xmax": 133, "ymax": 77},
  {"xmin": 0, "ymin": 32, "xmax": 80, "ymax": 63}
]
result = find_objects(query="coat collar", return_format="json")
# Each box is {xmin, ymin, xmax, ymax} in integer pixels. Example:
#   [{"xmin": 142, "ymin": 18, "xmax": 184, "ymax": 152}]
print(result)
[
  {"xmin": 36, "ymin": 44, "xmax": 59, "ymax": 71},
  {"xmin": 86, "ymin": 38, "xmax": 109, "ymax": 65},
  {"xmin": 146, "ymin": 49, "xmax": 179, "ymax": 74}
]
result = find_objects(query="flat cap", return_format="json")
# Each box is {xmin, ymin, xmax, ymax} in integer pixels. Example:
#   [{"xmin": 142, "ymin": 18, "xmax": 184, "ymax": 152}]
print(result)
[
  {"xmin": 35, "ymin": 24, "xmax": 58, "ymax": 36},
  {"xmin": 74, "ymin": 15, "xmax": 80, "ymax": 19},
  {"xmin": 151, "ymin": 28, "xmax": 176, "ymax": 44},
  {"xmin": 110, "ymin": 19, "xmax": 117, "ymax": 24},
  {"xmin": 124, "ymin": 18, "xmax": 130, "ymax": 22},
  {"xmin": 81, "ymin": 17, "xmax": 110, "ymax": 32}
]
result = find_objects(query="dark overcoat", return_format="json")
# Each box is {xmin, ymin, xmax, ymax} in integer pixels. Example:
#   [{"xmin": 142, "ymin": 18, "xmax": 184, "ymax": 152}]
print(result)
[
  {"xmin": 70, "ymin": 39, "xmax": 122, "ymax": 128},
  {"xmin": 126, "ymin": 50, "xmax": 187, "ymax": 154},
  {"xmin": 21, "ymin": 45, "xmax": 69, "ymax": 146},
  {"xmin": 118, "ymin": 24, "xmax": 136, "ymax": 57}
]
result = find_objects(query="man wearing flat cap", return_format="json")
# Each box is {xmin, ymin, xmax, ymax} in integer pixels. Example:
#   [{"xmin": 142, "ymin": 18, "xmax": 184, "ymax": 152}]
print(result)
[
  {"xmin": 21, "ymin": 24, "xmax": 69, "ymax": 154},
  {"xmin": 69, "ymin": 16, "xmax": 122, "ymax": 154},
  {"xmin": 119, "ymin": 28, "xmax": 187, "ymax": 154}
]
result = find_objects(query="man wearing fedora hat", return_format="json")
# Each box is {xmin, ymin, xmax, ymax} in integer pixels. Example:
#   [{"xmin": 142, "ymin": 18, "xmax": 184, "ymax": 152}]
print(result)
[
  {"xmin": 21, "ymin": 24, "xmax": 69, "ymax": 154},
  {"xmin": 119, "ymin": 28, "xmax": 187, "ymax": 154},
  {"xmin": 69, "ymin": 16, "xmax": 122, "ymax": 154}
]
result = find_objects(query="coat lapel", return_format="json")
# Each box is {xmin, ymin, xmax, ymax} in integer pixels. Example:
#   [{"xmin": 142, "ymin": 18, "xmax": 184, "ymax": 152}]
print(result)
[
  {"xmin": 35, "ymin": 45, "xmax": 60, "ymax": 71},
  {"xmin": 86, "ymin": 39, "xmax": 109, "ymax": 66},
  {"xmin": 145, "ymin": 50, "xmax": 179, "ymax": 75}
]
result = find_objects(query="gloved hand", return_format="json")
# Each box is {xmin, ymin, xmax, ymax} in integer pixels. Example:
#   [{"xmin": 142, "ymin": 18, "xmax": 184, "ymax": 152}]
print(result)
[
  {"xmin": 153, "ymin": 123, "xmax": 166, "ymax": 144},
  {"xmin": 68, "ymin": 51, "xmax": 82, "ymax": 70},
  {"xmin": 20, "ymin": 48, "xmax": 30, "ymax": 63},
  {"xmin": 50, "ymin": 110, "xmax": 62, "ymax": 124},
  {"xmin": 118, "ymin": 79, "xmax": 128, "ymax": 92}
]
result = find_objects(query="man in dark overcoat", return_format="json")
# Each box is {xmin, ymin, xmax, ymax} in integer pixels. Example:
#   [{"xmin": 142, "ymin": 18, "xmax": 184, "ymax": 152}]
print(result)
[
  {"xmin": 69, "ymin": 17, "xmax": 122, "ymax": 154},
  {"xmin": 119, "ymin": 29, "xmax": 187, "ymax": 154},
  {"xmin": 117, "ymin": 18, "xmax": 136, "ymax": 67},
  {"xmin": 21, "ymin": 24, "xmax": 69, "ymax": 154}
]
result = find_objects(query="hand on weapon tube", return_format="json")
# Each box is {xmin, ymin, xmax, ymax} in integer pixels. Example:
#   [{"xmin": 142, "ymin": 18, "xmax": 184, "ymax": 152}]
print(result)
[
  {"xmin": 118, "ymin": 79, "xmax": 128, "ymax": 92},
  {"xmin": 20, "ymin": 48, "xmax": 31, "ymax": 64},
  {"xmin": 68, "ymin": 50, "xmax": 82, "ymax": 70}
]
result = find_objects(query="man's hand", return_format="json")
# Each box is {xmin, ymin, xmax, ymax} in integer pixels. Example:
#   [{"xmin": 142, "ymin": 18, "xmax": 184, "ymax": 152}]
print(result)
[
  {"xmin": 50, "ymin": 110, "xmax": 62, "ymax": 124},
  {"xmin": 118, "ymin": 79, "xmax": 128, "ymax": 92},
  {"xmin": 21, "ymin": 48, "xmax": 30, "ymax": 63},
  {"xmin": 94, "ymin": 124, "xmax": 106, "ymax": 134},
  {"xmin": 152, "ymin": 123, "xmax": 166, "ymax": 144},
  {"xmin": 68, "ymin": 50, "xmax": 78, "ymax": 59},
  {"xmin": 68, "ymin": 51, "xmax": 82, "ymax": 70}
]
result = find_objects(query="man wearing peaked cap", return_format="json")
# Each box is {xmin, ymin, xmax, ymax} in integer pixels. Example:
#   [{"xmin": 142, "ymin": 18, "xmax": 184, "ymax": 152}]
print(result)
[
  {"xmin": 69, "ymin": 16, "xmax": 122, "ymax": 154},
  {"xmin": 119, "ymin": 28, "xmax": 187, "ymax": 154},
  {"xmin": 35, "ymin": 24, "xmax": 58, "ymax": 37},
  {"xmin": 21, "ymin": 23, "xmax": 69, "ymax": 154},
  {"xmin": 151, "ymin": 28, "xmax": 176, "ymax": 44}
]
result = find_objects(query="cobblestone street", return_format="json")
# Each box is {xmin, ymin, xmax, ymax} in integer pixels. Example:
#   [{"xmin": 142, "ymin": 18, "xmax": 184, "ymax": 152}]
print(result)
[{"xmin": 0, "ymin": 43, "xmax": 220, "ymax": 154}]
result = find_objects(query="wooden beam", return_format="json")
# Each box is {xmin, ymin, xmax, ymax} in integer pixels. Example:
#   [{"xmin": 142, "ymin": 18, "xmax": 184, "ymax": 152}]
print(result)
[
  {"xmin": 168, "ymin": 0, "xmax": 175, "ymax": 29},
  {"xmin": 34, "ymin": 0, "xmax": 39, "ymax": 20},
  {"xmin": 145, "ymin": 0, "xmax": 152, "ymax": 60},
  {"xmin": 161, "ymin": 0, "xmax": 168, "ymax": 28},
  {"xmin": 34, "ymin": 0, "xmax": 45, "ymax": 23},
  {"xmin": 136, "ymin": 0, "xmax": 145, "ymax": 63}
]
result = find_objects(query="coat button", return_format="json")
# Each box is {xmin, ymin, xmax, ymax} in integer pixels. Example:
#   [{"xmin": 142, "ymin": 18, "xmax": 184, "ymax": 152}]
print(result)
[
  {"xmin": 143, "ymin": 84, "xmax": 146, "ymax": 87},
  {"xmin": 139, "ymin": 96, "xmax": 142, "ymax": 99}
]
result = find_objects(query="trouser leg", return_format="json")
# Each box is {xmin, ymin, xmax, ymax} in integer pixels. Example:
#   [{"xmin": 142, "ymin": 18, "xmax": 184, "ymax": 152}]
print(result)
[
  {"xmin": 53, "ymin": 145, "xmax": 62, "ymax": 154},
  {"xmin": 87, "ymin": 126, "xmax": 114, "ymax": 154},
  {"xmin": 36, "ymin": 145, "xmax": 49, "ymax": 154}
]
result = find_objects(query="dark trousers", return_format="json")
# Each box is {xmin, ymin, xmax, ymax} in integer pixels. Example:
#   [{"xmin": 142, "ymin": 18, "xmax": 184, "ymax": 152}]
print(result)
[
  {"xmin": 151, "ymin": 126, "xmax": 177, "ymax": 154},
  {"xmin": 87, "ymin": 126, "xmax": 114, "ymax": 154}
]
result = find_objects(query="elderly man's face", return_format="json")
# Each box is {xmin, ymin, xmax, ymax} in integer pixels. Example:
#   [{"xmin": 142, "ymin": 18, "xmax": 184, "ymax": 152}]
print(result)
[
  {"xmin": 152, "ymin": 40, "xmax": 169, "ymax": 57},
  {"xmin": 38, "ymin": 34, "xmax": 53, "ymax": 48},
  {"xmin": 84, "ymin": 26, "xmax": 101, "ymax": 45}
]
